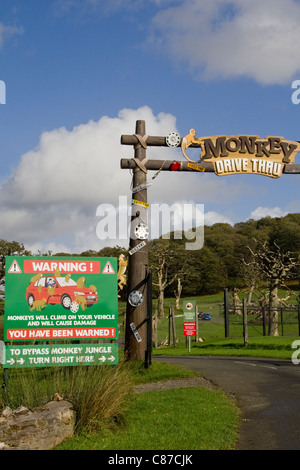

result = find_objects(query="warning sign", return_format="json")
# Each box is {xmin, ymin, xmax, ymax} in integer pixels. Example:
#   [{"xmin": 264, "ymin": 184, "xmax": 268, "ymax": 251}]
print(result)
[
  {"xmin": 183, "ymin": 322, "xmax": 197, "ymax": 336},
  {"xmin": 4, "ymin": 256, "xmax": 118, "ymax": 342},
  {"xmin": 102, "ymin": 261, "xmax": 115, "ymax": 274},
  {"xmin": 23, "ymin": 259, "xmax": 100, "ymax": 274},
  {"xmin": 8, "ymin": 260, "xmax": 22, "ymax": 273}
]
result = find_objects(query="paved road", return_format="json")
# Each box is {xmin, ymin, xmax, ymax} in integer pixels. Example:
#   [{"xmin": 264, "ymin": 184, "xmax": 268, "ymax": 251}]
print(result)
[{"xmin": 154, "ymin": 355, "xmax": 300, "ymax": 450}]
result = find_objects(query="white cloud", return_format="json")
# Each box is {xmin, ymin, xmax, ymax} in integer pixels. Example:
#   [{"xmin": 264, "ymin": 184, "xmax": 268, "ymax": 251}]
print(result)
[
  {"xmin": 204, "ymin": 211, "xmax": 233, "ymax": 226},
  {"xmin": 249, "ymin": 206, "xmax": 288, "ymax": 220},
  {"xmin": 150, "ymin": 0, "xmax": 300, "ymax": 85},
  {"xmin": 0, "ymin": 106, "xmax": 180, "ymax": 253},
  {"xmin": 0, "ymin": 22, "xmax": 24, "ymax": 48},
  {"xmin": 0, "ymin": 105, "xmax": 259, "ymax": 253}
]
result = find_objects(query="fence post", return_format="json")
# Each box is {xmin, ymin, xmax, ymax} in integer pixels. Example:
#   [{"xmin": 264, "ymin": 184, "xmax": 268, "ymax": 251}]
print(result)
[
  {"xmin": 261, "ymin": 303, "xmax": 266, "ymax": 336},
  {"xmin": 195, "ymin": 305, "xmax": 199, "ymax": 342},
  {"xmin": 243, "ymin": 298, "xmax": 248, "ymax": 347},
  {"xmin": 171, "ymin": 307, "xmax": 176, "ymax": 347},
  {"xmin": 154, "ymin": 312, "xmax": 158, "ymax": 349},
  {"xmin": 145, "ymin": 269, "xmax": 153, "ymax": 368},
  {"xmin": 224, "ymin": 288, "xmax": 230, "ymax": 338},
  {"xmin": 168, "ymin": 307, "xmax": 172, "ymax": 346}
]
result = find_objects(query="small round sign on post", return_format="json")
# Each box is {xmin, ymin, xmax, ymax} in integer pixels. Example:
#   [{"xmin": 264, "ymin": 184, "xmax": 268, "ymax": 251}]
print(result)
[
  {"xmin": 166, "ymin": 132, "xmax": 180, "ymax": 148},
  {"xmin": 128, "ymin": 290, "xmax": 144, "ymax": 307}
]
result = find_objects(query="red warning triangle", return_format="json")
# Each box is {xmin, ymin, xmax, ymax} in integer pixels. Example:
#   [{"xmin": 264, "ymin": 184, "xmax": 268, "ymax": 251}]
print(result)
[
  {"xmin": 102, "ymin": 261, "xmax": 115, "ymax": 274},
  {"xmin": 8, "ymin": 260, "xmax": 22, "ymax": 273}
]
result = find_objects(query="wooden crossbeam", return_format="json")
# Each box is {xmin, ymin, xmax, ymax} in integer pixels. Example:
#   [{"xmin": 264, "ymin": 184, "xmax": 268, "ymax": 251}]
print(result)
[
  {"xmin": 120, "ymin": 158, "xmax": 300, "ymax": 174},
  {"xmin": 120, "ymin": 134, "xmax": 300, "ymax": 174}
]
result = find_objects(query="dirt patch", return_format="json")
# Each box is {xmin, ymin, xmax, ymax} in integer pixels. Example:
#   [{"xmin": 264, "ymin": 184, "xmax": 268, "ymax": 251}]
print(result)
[{"xmin": 134, "ymin": 376, "xmax": 217, "ymax": 394}]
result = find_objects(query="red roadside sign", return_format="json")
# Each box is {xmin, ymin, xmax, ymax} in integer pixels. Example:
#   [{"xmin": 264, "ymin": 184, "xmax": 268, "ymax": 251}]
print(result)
[{"xmin": 183, "ymin": 322, "xmax": 197, "ymax": 336}]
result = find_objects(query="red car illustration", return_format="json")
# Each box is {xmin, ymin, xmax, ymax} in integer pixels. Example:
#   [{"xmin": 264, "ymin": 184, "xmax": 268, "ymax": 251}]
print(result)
[{"xmin": 26, "ymin": 275, "xmax": 98, "ymax": 313}]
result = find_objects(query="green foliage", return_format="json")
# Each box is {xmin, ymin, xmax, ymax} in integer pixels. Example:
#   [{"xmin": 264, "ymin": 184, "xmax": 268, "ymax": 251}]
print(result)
[
  {"xmin": 149, "ymin": 213, "xmax": 300, "ymax": 297},
  {"xmin": 0, "ymin": 239, "xmax": 31, "ymax": 288},
  {"xmin": 0, "ymin": 213, "xmax": 299, "ymax": 301}
]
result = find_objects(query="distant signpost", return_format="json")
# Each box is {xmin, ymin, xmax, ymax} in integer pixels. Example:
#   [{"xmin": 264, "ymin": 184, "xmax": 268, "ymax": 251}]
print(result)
[
  {"xmin": 183, "ymin": 300, "xmax": 196, "ymax": 335},
  {"xmin": 183, "ymin": 300, "xmax": 197, "ymax": 352},
  {"xmin": 3, "ymin": 256, "xmax": 118, "ymax": 368}
]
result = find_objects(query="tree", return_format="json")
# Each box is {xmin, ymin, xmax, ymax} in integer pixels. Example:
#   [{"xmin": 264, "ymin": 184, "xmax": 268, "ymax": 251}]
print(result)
[
  {"xmin": 244, "ymin": 240, "xmax": 300, "ymax": 336},
  {"xmin": 0, "ymin": 239, "xmax": 31, "ymax": 316},
  {"xmin": 149, "ymin": 239, "xmax": 187, "ymax": 318},
  {"xmin": 0, "ymin": 239, "xmax": 31, "ymax": 289},
  {"xmin": 174, "ymin": 277, "xmax": 182, "ymax": 310}
]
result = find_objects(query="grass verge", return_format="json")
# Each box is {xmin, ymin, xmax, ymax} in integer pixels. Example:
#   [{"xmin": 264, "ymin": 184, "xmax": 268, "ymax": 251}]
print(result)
[
  {"xmin": 55, "ymin": 386, "xmax": 239, "ymax": 450},
  {"xmin": 153, "ymin": 335, "xmax": 298, "ymax": 359}
]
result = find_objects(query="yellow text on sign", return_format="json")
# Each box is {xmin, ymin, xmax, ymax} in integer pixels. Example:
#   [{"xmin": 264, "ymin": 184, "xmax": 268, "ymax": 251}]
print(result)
[
  {"xmin": 187, "ymin": 163, "xmax": 205, "ymax": 172},
  {"xmin": 132, "ymin": 199, "xmax": 150, "ymax": 208}
]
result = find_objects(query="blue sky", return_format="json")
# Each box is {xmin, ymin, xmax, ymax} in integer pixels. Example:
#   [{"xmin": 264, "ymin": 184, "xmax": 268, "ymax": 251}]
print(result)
[{"xmin": 0, "ymin": 0, "xmax": 299, "ymax": 253}]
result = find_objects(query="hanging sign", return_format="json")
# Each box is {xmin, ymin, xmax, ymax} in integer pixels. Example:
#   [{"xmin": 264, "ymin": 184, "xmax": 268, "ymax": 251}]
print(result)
[
  {"xmin": 181, "ymin": 130, "xmax": 300, "ymax": 179},
  {"xmin": 187, "ymin": 163, "xmax": 205, "ymax": 172},
  {"xmin": 130, "ymin": 322, "xmax": 142, "ymax": 343},
  {"xmin": 132, "ymin": 182, "xmax": 152, "ymax": 194},
  {"xmin": 4, "ymin": 256, "xmax": 118, "ymax": 342},
  {"xmin": 132, "ymin": 199, "xmax": 150, "ymax": 209},
  {"xmin": 129, "ymin": 241, "xmax": 146, "ymax": 255}
]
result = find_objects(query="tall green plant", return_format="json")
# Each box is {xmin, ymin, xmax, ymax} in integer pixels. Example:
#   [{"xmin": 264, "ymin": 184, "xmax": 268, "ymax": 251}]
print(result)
[{"xmin": 1, "ymin": 362, "xmax": 134, "ymax": 434}]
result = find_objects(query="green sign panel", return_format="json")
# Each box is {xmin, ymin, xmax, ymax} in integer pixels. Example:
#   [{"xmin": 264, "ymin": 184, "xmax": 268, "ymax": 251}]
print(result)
[
  {"xmin": 4, "ymin": 343, "xmax": 118, "ymax": 368},
  {"xmin": 183, "ymin": 300, "xmax": 196, "ymax": 322},
  {"xmin": 4, "ymin": 256, "xmax": 118, "ymax": 343}
]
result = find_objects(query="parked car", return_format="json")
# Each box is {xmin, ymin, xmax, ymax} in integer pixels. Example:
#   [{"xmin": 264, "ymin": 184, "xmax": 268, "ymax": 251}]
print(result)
[
  {"xmin": 26, "ymin": 275, "xmax": 98, "ymax": 312},
  {"xmin": 198, "ymin": 312, "xmax": 211, "ymax": 320}
]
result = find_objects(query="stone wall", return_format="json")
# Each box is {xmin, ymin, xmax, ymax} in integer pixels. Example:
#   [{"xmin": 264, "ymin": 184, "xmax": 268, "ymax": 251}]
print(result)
[{"xmin": 0, "ymin": 394, "xmax": 76, "ymax": 450}]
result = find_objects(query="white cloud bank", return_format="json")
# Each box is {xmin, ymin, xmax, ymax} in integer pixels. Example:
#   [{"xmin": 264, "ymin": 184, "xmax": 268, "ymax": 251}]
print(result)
[
  {"xmin": 0, "ymin": 106, "xmax": 250, "ymax": 253},
  {"xmin": 150, "ymin": 0, "xmax": 300, "ymax": 85},
  {"xmin": 0, "ymin": 106, "xmax": 290, "ymax": 254},
  {"xmin": 249, "ymin": 206, "xmax": 288, "ymax": 220},
  {"xmin": 0, "ymin": 106, "xmax": 174, "ymax": 253}
]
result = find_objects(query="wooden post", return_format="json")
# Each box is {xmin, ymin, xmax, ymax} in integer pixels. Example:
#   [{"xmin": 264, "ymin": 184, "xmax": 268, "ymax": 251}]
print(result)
[
  {"xmin": 261, "ymin": 304, "xmax": 266, "ymax": 336},
  {"xmin": 196, "ymin": 305, "xmax": 199, "ymax": 342},
  {"xmin": 243, "ymin": 298, "xmax": 248, "ymax": 347},
  {"xmin": 168, "ymin": 306, "xmax": 171, "ymax": 345},
  {"xmin": 154, "ymin": 313, "xmax": 158, "ymax": 349},
  {"xmin": 124, "ymin": 120, "xmax": 149, "ymax": 361},
  {"xmin": 280, "ymin": 307, "xmax": 284, "ymax": 336},
  {"xmin": 171, "ymin": 306, "xmax": 176, "ymax": 347},
  {"xmin": 224, "ymin": 288, "xmax": 230, "ymax": 338},
  {"xmin": 145, "ymin": 269, "xmax": 153, "ymax": 368}
]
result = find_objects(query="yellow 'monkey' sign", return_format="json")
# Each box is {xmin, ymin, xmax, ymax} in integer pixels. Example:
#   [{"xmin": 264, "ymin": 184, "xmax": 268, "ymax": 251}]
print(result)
[{"xmin": 181, "ymin": 131, "xmax": 300, "ymax": 179}]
